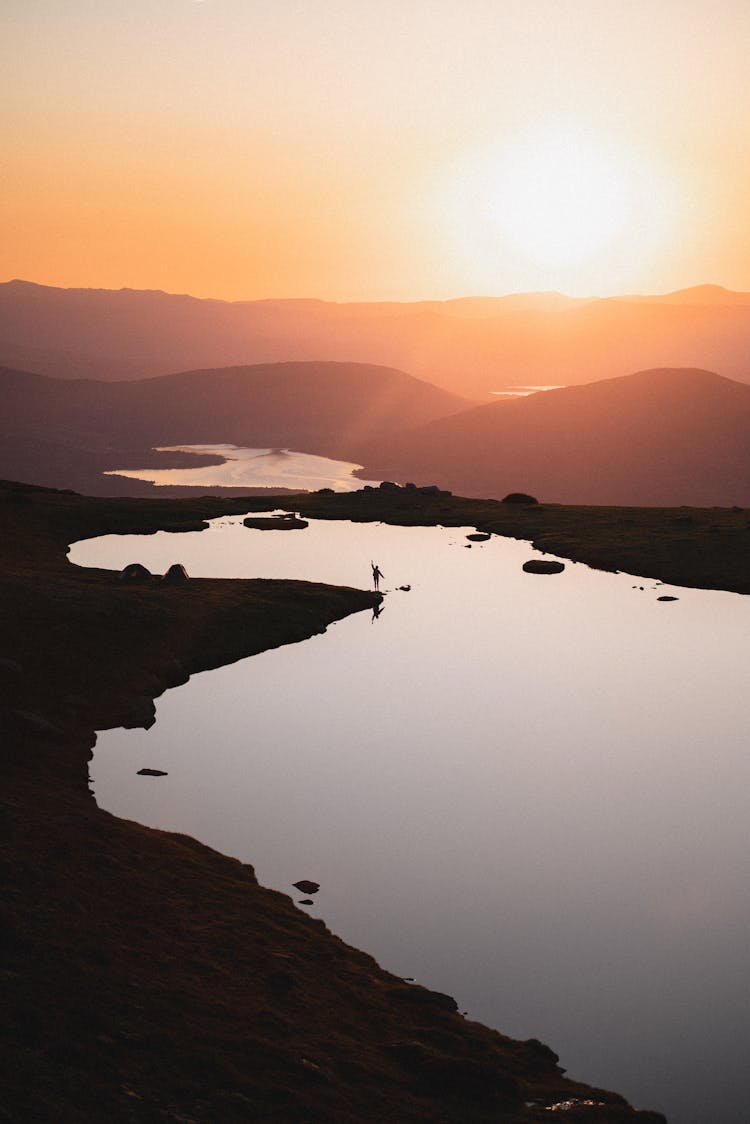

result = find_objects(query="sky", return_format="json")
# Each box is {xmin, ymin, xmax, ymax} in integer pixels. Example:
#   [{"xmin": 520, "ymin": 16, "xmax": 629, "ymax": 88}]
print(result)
[{"xmin": 3, "ymin": 1, "xmax": 750, "ymax": 302}]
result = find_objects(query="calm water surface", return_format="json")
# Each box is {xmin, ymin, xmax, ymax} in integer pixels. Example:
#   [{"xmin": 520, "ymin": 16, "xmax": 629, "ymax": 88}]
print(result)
[
  {"xmin": 70, "ymin": 517, "xmax": 750, "ymax": 1124},
  {"xmin": 104, "ymin": 443, "xmax": 380, "ymax": 491}
]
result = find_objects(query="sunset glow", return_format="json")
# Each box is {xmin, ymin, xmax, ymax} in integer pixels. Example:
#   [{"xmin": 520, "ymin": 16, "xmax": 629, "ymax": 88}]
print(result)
[{"xmin": 2, "ymin": 2, "xmax": 750, "ymax": 299}]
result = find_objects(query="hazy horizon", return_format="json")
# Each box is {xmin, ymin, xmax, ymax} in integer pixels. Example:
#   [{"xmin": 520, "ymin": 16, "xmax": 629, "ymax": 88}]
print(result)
[
  {"xmin": 4, "ymin": 2, "xmax": 750, "ymax": 302},
  {"xmin": 4, "ymin": 275, "xmax": 749, "ymax": 306}
]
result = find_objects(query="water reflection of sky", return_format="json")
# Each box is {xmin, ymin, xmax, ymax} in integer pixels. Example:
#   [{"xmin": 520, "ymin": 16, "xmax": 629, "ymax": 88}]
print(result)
[
  {"xmin": 70, "ymin": 517, "xmax": 750, "ymax": 1124},
  {"xmin": 103, "ymin": 444, "xmax": 381, "ymax": 491}
]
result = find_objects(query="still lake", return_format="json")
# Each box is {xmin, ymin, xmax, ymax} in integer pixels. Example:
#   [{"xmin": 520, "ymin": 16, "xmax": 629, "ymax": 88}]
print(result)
[
  {"xmin": 70, "ymin": 514, "xmax": 750, "ymax": 1124},
  {"xmin": 104, "ymin": 443, "xmax": 380, "ymax": 491}
]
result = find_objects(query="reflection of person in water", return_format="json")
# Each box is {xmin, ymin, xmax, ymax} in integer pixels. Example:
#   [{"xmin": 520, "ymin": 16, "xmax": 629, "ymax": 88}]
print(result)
[
  {"xmin": 371, "ymin": 562, "xmax": 383, "ymax": 590},
  {"xmin": 371, "ymin": 601, "xmax": 384, "ymax": 623}
]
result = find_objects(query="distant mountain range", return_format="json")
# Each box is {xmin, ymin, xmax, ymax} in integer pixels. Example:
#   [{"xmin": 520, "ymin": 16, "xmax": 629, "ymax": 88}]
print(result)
[
  {"xmin": 352, "ymin": 368, "xmax": 750, "ymax": 506},
  {"xmin": 0, "ymin": 361, "xmax": 468, "ymax": 495},
  {"xmin": 2, "ymin": 279, "xmax": 750, "ymax": 398}
]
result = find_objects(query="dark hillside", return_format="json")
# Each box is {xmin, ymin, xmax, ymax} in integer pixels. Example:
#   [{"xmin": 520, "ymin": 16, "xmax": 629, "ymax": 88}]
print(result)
[
  {"xmin": 0, "ymin": 361, "xmax": 468, "ymax": 493},
  {"xmin": 353, "ymin": 368, "xmax": 750, "ymax": 506}
]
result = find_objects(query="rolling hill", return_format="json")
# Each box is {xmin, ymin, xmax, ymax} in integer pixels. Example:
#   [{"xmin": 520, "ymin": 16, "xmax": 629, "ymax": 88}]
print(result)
[
  {"xmin": 3, "ymin": 279, "xmax": 750, "ymax": 399},
  {"xmin": 0, "ymin": 361, "xmax": 469, "ymax": 494},
  {"xmin": 350, "ymin": 368, "xmax": 750, "ymax": 507}
]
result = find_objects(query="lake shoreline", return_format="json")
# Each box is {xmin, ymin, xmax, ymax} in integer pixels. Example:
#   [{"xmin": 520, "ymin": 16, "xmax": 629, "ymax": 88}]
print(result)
[{"xmin": 0, "ymin": 477, "xmax": 696, "ymax": 1121}]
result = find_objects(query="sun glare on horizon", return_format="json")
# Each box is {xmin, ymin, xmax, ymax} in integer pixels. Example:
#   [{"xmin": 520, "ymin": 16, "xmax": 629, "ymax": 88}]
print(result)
[{"xmin": 434, "ymin": 124, "xmax": 680, "ymax": 297}]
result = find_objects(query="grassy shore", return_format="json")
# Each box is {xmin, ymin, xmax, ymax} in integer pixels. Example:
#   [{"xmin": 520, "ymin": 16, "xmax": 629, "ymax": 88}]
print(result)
[{"xmin": 0, "ymin": 478, "xmax": 690, "ymax": 1122}]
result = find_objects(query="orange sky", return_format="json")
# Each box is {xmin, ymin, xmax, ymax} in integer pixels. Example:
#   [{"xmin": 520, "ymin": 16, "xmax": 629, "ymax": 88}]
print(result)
[{"xmin": 3, "ymin": 1, "xmax": 750, "ymax": 301}]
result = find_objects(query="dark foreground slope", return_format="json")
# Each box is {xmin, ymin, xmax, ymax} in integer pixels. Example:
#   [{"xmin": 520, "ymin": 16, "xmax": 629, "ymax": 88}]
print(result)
[
  {"xmin": 0, "ymin": 481, "xmax": 665, "ymax": 1123},
  {"xmin": 353, "ymin": 368, "xmax": 750, "ymax": 507},
  {"xmin": 0, "ymin": 361, "xmax": 469, "ymax": 495}
]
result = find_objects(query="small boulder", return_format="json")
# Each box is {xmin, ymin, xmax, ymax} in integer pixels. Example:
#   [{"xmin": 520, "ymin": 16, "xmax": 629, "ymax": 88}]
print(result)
[
  {"xmin": 522, "ymin": 559, "xmax": 565, "ymax": 575},
  {"xmin": 502, "ymin": 492, "xmax": 538, "ymax": 504},
  {"xmin": 137, "ymin": 768, "xmax": 168, "ymax": 777},
  {"xmin": 657, "ymin": 595, "xmax": 679, "ymax": 602}
]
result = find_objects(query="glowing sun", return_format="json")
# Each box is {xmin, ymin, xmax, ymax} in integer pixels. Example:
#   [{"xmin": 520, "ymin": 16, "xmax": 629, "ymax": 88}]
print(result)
[{"xmin": 490, "ymin": 128, "xmax": 632, "ymax": 267}]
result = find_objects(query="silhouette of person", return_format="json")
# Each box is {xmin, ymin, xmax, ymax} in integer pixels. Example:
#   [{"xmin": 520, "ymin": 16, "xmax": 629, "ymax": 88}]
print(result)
[
  {"xmin": 371, "ymin": 562, "xmax": 383, "ymax": 590},
  {"xmin": 371, "ymin": 601, "xmax": 384, "ymax": 622}
]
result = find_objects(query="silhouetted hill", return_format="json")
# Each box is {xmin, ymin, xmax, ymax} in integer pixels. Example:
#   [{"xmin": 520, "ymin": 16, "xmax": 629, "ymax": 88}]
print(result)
[
  {"xmin": 3, "ymin": 279, "xmax": 750, "ymax": 397},
  {"xmin": 352, "ymin": 368, "xmax": 750, "ymax": 506},
  {"xmin": 0, "ymin": 361, "xmax": 468, "ymax": 493}
]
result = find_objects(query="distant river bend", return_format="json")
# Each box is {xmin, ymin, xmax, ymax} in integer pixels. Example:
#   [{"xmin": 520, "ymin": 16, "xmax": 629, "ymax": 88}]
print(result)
[{"xmin": 104, "ymin": 444, "xmax": 382, "ymax": 491}]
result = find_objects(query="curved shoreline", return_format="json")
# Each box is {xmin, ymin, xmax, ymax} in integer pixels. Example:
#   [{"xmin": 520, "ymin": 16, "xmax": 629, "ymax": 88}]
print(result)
[{"xmin": 0, "ymin": 479, "xmax": 670, "ymax": 1121}]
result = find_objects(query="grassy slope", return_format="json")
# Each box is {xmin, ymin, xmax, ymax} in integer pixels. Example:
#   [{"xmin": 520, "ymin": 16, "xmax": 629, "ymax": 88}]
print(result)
[{"xmin": 0, "ymin": 479, "xmax": 699, "ymax": 1122}]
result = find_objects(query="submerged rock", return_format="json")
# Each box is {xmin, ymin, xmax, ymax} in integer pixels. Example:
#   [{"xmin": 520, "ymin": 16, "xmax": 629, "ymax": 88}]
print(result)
[{"xmin": 522, "ymin": 559, "xmax": 565, "ymax": 575}]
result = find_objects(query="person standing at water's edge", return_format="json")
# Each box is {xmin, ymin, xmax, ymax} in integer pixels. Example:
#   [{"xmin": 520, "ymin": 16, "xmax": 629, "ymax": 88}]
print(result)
[{"xmin": 371, "ymin": 562, "xmax": 383, "ymax": 590}]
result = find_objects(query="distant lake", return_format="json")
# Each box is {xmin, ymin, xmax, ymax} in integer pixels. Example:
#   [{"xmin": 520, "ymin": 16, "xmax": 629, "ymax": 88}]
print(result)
[
  {"xmin": 491, "ymin": 384, "xmax": 565, "ymax": 398},
  {"xmin": 70, "ymin": 517, "xmax": 750, "ymax": 1124},
  {"xmin": 104, "ymin": 444, "xmax": 381, "ymax": 491}
]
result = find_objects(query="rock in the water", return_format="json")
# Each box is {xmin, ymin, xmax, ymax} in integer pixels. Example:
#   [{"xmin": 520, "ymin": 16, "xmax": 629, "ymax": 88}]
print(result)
[
  {"xmin": 522, "ymin": 559, "xmax": 565, "ymax": 574},
  {"xmin": 120, "ymin": 562, "xmax": 151, "ymax": 582},
  {"xmin": 502, "ymin": 492, "xmax": 538, "ymax": 504},
  {"xmin": 161, "ymin": 563, "xmax": 189, "ymax": 584},
  {"xmin": 137, "ymin": 768, "xmax": 168, "ymax": 776},
  {"xmin": 298, "ymin": 899, "xmax": 314, "ymax": 906},
  {"xmin": 293, "ymin": 880, "xmax": 320, "ymax": 895},
  {"xmin": 243, "ymin": 515, "xmax": 308, "ymax": 530},
  {"xmin": 466, "ymin": 532, "xmax": 491, "ymax": 541},
  {"xmin": 399, "ymin": 584, "xmax": 411, "ymax": 591},
  {"xmin": 657, "ymin": 595, "xmax": 679, "ymax": 602}
]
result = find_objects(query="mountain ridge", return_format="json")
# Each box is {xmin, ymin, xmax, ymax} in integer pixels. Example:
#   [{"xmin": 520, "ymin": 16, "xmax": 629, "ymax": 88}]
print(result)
[{"xmin": 3, "ymin": 278, "xmax": 750, "ymax": 395}]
